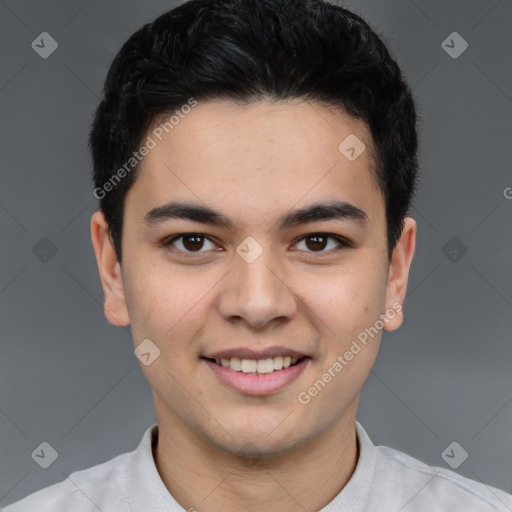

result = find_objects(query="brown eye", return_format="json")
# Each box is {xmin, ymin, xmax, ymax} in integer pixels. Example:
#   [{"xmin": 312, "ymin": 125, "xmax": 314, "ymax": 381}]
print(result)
[
  {"xmin": 163, "ymin": 232, "xmax": 350, "ymax": 257},
  {"xmin": 181, "ymin": 235, "xmax": 205, "ymax": 251},
  {"xmin": 304, "ymin": 234, "xmax": 328, "ymax": 251},
  {"xmin": 164, "ymin": 234, "xmax": 218, "ymax": 254},
  {"xmin": 294, "ymin": 233, "xmax": 350, "ymax": 254}
]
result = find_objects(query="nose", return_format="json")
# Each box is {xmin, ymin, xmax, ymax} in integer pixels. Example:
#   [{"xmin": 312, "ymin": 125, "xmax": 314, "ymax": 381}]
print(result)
[{"xmin": 216, "ymin": 242, "xmax": 298, "ymax": 330}]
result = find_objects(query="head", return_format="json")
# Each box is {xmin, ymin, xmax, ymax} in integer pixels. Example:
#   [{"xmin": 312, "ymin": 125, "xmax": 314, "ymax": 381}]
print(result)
[{"xmin": 90, "ymin": 0, "xmax": 418, "ymax": 457}]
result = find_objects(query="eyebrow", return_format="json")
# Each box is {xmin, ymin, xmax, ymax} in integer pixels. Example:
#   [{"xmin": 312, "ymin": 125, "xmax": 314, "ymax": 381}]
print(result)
[{"xmin": 143, "ymin": 199, "xmax": 369, "ymax": 231}]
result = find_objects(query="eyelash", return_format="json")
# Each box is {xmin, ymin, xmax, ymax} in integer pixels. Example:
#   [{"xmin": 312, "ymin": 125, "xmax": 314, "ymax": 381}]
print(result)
[{"xmin": 162, "ymin": 233, "xmax": 352, "ymax": 256}]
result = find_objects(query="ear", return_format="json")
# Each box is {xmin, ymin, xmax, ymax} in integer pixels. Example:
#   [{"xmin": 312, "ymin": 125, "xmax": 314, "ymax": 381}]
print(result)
[
  {"xmin": 90, "ymin": 211, "xmax": 130, "ymax": 326},
  {"xmin": 383, "ymin": 216, "xmax": 417, "ymax": 331}
]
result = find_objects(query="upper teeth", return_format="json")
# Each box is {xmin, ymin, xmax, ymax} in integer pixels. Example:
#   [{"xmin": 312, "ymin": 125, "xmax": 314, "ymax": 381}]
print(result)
[{"xmin": 214, "ymin": 356, "xmax": 299, "ymax": 373}]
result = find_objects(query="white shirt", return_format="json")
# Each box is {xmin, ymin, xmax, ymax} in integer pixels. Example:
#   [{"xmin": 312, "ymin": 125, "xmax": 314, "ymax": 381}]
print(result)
[{"xmin": 4, "ymin": 421, "xmax": 512, "ymax": 511}]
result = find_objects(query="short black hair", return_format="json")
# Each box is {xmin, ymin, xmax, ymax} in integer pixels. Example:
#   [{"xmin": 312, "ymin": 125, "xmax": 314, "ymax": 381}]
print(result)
[{"xmin": 89, "ymin": 0, "xmax": 420, "ymax": 263}]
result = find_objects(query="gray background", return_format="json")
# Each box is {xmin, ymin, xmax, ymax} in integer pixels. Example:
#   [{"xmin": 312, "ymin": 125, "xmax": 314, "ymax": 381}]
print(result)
[{"xmin": 1, "ymin": 0, "xmax": 511, "ymax": 506}]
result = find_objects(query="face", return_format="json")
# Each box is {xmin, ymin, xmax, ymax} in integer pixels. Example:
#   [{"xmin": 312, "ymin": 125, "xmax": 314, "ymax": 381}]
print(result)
[{"xmin": 92, "ymin": 99, "xmax": 416, "ymax": 457}]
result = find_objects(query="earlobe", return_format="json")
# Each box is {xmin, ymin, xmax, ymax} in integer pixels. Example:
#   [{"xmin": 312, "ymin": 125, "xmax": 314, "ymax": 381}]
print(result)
[
  {"xmin": 90, "ymin": 211, "xmax": 130, "ymax": 326},
  {"xmin": 383, "ymin": 217, "xmax": 417, "ymax": 332}
]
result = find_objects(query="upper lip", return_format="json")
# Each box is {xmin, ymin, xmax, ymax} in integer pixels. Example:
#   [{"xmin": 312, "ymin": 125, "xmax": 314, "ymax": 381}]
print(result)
[{"xmin": 203, "ymin": 346, "xmax": 309, "ymax": 360}]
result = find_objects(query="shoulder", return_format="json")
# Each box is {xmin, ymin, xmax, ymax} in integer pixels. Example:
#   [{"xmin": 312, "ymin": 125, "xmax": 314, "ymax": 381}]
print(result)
[
  {"xmin": 374, "ymin": 443, "xmax": 512, "ymax": 511},
  {"xmin": 3, "ymin": 452, "xmax": 131, "ymax": 512}
]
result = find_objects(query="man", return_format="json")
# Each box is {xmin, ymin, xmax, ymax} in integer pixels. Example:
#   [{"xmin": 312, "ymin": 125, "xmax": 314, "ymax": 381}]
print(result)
[{"xmin": 5, "ymin": 0, "xmax": 512, "ymax": 510}]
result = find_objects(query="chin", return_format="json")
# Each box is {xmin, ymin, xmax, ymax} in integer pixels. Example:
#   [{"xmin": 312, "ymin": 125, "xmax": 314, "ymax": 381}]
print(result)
[
  {"xmin": 215, "ymin": 433, "xmax": 303, "ymax": 462},
  {"xmin": 204, "ymin": 416, "xmax": 308, "ymax": 460}
]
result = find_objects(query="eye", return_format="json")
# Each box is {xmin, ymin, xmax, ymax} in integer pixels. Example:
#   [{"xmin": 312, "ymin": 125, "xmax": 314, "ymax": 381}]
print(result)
[
  {"xmin": 163, "ymin": 233, "xmax": 219, "ymax": 255},
  {"xmin": 292, "ymin": 233, "xmax": 351, "ymax": 254},
  {"xmin": 163, "ymin": 232, "xmax": 351, "ymax": 256}
]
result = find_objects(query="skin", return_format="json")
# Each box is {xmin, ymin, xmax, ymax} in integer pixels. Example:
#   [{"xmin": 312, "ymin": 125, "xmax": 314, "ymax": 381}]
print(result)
[{"xmin": 91, "ymin": 98, "xmax": 416, "ymax": 512}]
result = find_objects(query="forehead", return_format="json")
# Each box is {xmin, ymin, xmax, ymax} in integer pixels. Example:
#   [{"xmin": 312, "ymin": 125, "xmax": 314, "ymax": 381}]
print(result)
[{"xmin": 127, "ymin": 98, "xmax": 383, "ymax": 229}]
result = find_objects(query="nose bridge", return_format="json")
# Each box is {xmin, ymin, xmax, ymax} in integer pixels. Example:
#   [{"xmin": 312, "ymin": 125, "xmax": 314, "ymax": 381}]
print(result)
[{"xmin": 217, "ymin": 235, "xmax": 297, "ymax": 327}]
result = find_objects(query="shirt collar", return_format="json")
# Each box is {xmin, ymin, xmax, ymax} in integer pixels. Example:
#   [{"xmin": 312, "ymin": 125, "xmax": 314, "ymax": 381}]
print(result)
[
  {"xmin": 318, "ymin": 421, "xmax": 376, "ymax": 511},
  {"xmin": 127, "ymin": 420, "xmax": 376, "ymax": 511},
  {"xmin": 128, "ymin": 423, "xmax": 183, "ymax": 511}
]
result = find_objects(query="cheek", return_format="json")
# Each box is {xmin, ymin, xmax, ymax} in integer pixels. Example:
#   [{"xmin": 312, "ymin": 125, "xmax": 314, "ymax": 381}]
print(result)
[
  {"xmin": 124, "ymin": 260, "xmax": 213, "ymax": 356},
  {"xmin": 306, "ymin": 265, "xmax": 387, "ymax": 336},
  {"xmin": 122, "ymin": 259, "xmax": 181, "ymax": 339}
]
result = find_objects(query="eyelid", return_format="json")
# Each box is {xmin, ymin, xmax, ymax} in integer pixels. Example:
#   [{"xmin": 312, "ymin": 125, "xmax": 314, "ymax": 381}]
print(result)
[
  {"xmin": 291, "ymin": 233, "xmax": 352, "ymax": 252},
  {"xmin": 162, "ymin": 232, "xmax": 352, "ymax": 255},
  {"xmin": 162, "ymin": 233, "xmax": 221, "ymax": 255}
]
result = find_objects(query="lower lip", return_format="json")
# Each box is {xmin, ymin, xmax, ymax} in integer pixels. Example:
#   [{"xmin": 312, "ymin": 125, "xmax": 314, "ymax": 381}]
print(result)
[{"xmin": 203, "ymin": 358, "xmax": 310, "ymax": 396}]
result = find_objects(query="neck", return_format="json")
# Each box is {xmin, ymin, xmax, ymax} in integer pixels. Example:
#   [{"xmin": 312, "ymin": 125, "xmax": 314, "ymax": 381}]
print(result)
[{"xmin": 152, "ymin": 403, "xmax": 359, "ymax": 512}]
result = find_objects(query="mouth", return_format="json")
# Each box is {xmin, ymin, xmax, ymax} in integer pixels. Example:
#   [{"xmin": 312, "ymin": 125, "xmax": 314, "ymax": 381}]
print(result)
[
  {"xmin": 201, "ymin": 355, "xmax": 308, "ymax": 375},
  {"xmin": 200, "ymin": 353, "xmax": 311, "ymax": 396}
]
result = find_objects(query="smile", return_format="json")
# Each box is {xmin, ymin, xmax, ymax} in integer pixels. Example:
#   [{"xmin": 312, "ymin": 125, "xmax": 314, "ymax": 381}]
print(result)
[
  {"xmin": 207, "ymin": 356, "xmax": 304, "ymax": 374},
  {"xmin": 201, "ymin": 356, "xmax": 310, "ymax": 395}
]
